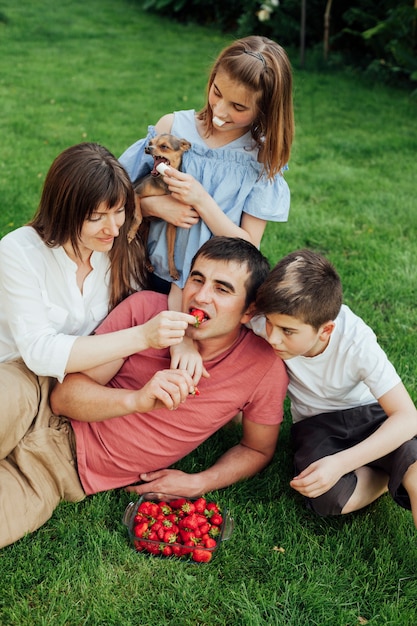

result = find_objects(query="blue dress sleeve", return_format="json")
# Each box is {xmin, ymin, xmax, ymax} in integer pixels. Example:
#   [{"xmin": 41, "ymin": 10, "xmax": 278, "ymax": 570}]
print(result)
[{"xmin": 118, "ymin": 126, "xmax": 157, "ymax": 183}]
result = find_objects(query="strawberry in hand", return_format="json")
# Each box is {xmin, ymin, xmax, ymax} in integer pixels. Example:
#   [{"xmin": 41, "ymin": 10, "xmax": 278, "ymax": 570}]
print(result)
[{"xmin": 190, "ymin": 308, "xmax": 206, "ymax": 327}]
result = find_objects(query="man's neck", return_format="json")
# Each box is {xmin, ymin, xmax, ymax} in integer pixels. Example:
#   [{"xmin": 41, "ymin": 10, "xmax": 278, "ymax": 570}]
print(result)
[{"xmin": 197, "ymin": 327, "xmax": 242, "ymax": 362}]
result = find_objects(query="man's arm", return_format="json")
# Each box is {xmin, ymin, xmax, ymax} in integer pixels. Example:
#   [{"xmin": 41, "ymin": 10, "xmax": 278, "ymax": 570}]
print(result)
[
  {"xmin": 125, "ymin": 418, "xmax": 281, "ymax": 497},
  {"xmin": 50, "ymin": 367, "xmax": 194, "ymax": 422}
]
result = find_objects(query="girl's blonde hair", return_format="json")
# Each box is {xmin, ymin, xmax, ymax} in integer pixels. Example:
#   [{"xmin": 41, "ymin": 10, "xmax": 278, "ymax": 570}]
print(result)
[
  {"xmin": 30, "ymin": 142, "xmax": 148, "ymax": 310},
  {"xmin": 198, "ymin": 35, "xmax": 294, "ymax": 180}
]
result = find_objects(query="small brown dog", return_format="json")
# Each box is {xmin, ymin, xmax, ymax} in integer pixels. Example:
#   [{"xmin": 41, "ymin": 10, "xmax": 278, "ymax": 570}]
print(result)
[{"xmin": 129, "ymin": 133, "xmax": 191, "ymax": 281}]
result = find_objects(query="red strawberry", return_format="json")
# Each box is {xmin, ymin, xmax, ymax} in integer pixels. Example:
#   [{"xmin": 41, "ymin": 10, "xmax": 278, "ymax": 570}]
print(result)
[
  {"xmin": 170, "ymin": 498, "xmax": 195, "ymax": 515},
  {"xmin": 163, "ymin": 530, "xmax": 178, "ymax": 544},
  {"xmin": 203, "ymin": 537, "xmax": 217, "ymax": 549},
  {"xmin": 133, "ymin": 521, "xmax": 149, "ymax": 538},
  {"xmin": 193, "ymin": 497, "xmax": 207, "ymax": 514},
  {"xmin": 159, "ymin": 502, "xmax": 172, "ymax": 516},
  {"xmin": 206, "ymin": 502, "xmax": 220, "ymax": 514},
  {"xmin": 199, "ymin": 522, "xmax": 210, "ymax": 535},
  {"xmin": 192, "ymin": 549, "xmax": 213, "ymax": 563},
  {"xmin": 171, "ymin": 544, "xmax": 183, "ymax": 557},
  {"xmin": 179, "ymin": 513, "xmax": 199, "ymax": 530},
  {"xmin": 210, "ymin": 513, "xmax": 223, "ymax": 526},
  {"xmin": 161, "ymin": 545, "xmax": 172, "ymax": 557},
  {"xmin": 190, "ymin": 308, "xmax": 205, "ymax": 327}
]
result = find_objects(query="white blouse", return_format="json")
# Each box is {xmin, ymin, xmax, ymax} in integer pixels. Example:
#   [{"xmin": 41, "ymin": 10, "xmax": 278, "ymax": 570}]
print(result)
[{"xmin": 0, "ymin": 226, "xmax": 111, "ymax": 381}]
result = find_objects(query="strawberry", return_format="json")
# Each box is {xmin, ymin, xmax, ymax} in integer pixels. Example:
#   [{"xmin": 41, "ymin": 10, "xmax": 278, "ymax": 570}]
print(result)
[
  {"xmin": 179, "ymin": 514, "xmax": 199, "ymax": 530},
  {"xmin": 199, "ymin": 522, "xmax": 210, "ymax": 535},
  {"xmin": 206, "ymin": 502, "xmax": 220, "ymax": 514},
  {"xmin": 159, "ymin": 502, "xmax": 172, "ymax": 516},
  {"xmin": 210, "ymin": 513, "xmax": 223, "ymax": 527},
  {"xmin": 163, "ymin": 530, "xmax": 178, "ymax": 544},
  {"xmin": 190, "ymin": 308, "xmax": 205, "ymax": 327},
  {"xmin": 170, "ymin": 498, "xmax": 195, "ymax": 515},
  {"xmin": 133, "ymin": 521, "xmax": 149, "ymax": 538},
  {"xmin": 161, "ymin": 545, "xmax": 172, "ymax": 557},
  {"xmin": 193, "ymin": 497, "xmax": 207, "ymax": 514},
  {"xmin": 203, "ymin": 537, "xmax": 217, "ymax": 549},
  {"xmin": 171, "ymin": 544, "xmax": 183, "ymax": 557},
  {"xmin": 192, "ymin": 549, "xmax": 213, "ymax": 563}
]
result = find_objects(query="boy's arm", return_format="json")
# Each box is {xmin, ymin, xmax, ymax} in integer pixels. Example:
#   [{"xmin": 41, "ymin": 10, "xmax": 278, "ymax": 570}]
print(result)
[
  {"xmin": 125, "ymin": 417, "xmax": 281, "ymax": 497},
  {"xmin": 290, "ymin": 382, "xmax": 417, "ymax": 499}
]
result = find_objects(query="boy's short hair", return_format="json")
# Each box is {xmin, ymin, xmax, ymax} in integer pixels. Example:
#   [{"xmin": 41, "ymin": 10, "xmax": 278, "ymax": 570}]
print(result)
[
  {"xmin": 190, "ymin": 236, "xmax": 270, "ymax": 309},
  {"xmin": 255, "ymin": 249, "xmax": 343, "ymax": 329}
]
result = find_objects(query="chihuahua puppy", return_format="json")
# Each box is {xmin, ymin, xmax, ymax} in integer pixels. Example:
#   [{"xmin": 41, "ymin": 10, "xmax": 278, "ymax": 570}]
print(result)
[{"xmin": 129, "ymin": 133, "xmax": 191, "ymax": 281}]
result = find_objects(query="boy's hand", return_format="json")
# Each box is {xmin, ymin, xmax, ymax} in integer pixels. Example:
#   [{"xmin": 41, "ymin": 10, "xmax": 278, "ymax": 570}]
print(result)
[
  {"xmin": 290, "ymin": 456, "xmax": 344, "ymax": 499},
  {"xmin": 170, "ymin": 335, "xmax": 210, "ymax": 386}
]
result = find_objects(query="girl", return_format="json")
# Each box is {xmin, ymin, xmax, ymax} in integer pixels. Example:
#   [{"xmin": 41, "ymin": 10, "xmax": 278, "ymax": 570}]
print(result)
[
  {"xmin": 120, "ymin": 35, "xmax": 294, "ymax": 306},
  {"xmin": 0, "ymin": 142, "xmax": 195, "ymax": 457}
]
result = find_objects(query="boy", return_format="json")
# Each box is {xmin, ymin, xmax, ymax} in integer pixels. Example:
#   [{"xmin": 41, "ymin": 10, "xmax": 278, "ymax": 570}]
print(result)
[{"xmin": 253, "ymin": 249, "xmax": 417, "ymax": 527}]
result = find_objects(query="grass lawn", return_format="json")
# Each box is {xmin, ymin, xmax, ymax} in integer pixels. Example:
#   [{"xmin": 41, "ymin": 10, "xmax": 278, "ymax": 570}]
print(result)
[{"xmin": 1, "ymin": 0, "xmax": 417, "ymax": 624}]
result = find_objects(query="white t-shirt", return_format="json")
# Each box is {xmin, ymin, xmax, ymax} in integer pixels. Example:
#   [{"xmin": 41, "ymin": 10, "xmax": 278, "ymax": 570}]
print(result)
[
  {"xmin": 249, "ymin": 305, "xmax": 401, "ymax": 422},
  {"xmin": 0, "ymin": 226, "xmax": 111, "ymax": 381}
]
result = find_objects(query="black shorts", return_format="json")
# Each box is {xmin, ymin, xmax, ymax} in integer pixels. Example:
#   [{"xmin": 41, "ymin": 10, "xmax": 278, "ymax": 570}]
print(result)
[{"xmin": 291, "ymin": 403, "xmax": 417, "ymax": 515}]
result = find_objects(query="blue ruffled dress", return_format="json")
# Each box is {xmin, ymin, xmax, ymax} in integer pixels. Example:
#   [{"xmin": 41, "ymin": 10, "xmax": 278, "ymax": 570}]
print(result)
[{"xmin": 119, "ymin": 110, "xmax": 290, "ymax": 288}]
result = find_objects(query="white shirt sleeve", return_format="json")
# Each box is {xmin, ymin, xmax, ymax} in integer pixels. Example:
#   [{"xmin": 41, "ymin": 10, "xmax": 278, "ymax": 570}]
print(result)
[{"xmin": 0, "ymin": 228, "xmax": 110, "ymax": 381}]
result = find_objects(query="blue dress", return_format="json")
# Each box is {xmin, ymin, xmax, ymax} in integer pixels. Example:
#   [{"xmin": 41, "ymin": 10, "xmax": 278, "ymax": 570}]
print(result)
[{"xmin": 119, "ymin": 110, "xmax": 290, "ymax": 288}]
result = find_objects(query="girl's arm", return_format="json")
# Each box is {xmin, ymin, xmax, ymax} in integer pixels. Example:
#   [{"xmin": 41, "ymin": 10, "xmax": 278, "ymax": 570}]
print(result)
[{"xmin": 160, "ymin": 168, "xmax": 267, "ymax": 247}]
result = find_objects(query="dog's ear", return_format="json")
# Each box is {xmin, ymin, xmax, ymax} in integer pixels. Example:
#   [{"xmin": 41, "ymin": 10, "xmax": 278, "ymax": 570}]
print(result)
[{"xmin": 180, "ymin": 139, "xmax": 192, "ymax": 153}]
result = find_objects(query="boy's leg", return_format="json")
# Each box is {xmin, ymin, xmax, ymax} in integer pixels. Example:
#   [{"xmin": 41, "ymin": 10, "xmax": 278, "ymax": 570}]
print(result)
[
  {"xmin": 402, "ymin": 461, "xmax": 417, "ymax": 527},
  {"xmin": 0, "ymin": 360, "xmax": 45, "ymax": 458},
  {"xmin": 341, "ymin": 466, "xmax": 389, "ymax": 514},
  {"xmin": 291, "ymin": 404, "xmax": 388, "ymax": 516}
]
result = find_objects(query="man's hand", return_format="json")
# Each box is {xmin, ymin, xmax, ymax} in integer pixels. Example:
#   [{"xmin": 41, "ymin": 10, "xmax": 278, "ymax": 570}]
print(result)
[
  {"xmin": 142, "ymin": 311, "xmax": 196, "ymax": 350},
  {"xmin": 125, "ymin": 469, "xmax": 203, "ymax": 498},
  {"xmin": 289, "ymin": 455, "xmax": 345, "ymax": 499},
  {"xmin": 130, "ymin": 369, "xmax": 195, "ymax": 413}
]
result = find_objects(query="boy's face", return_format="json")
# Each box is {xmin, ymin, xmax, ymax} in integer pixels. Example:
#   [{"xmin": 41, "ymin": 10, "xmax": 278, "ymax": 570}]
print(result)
[
  {"xmin": 183, "ymin": 256, "xmax": 252, "ymax": 343},
  {"xmin": 264, "ymin": 313, "xmax": 333, "ymax": 360}
]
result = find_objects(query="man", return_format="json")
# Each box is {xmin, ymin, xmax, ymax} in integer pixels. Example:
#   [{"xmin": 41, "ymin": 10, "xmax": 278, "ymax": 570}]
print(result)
[{"xmin": 0, "ymin": 237, "xmax": 288, "ymax": 548}]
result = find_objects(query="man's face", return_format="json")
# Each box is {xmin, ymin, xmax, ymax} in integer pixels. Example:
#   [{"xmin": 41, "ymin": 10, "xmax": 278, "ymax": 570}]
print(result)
[{"xmin": 183, "ymin": 256, "xmax": 252, "ymax": 343}]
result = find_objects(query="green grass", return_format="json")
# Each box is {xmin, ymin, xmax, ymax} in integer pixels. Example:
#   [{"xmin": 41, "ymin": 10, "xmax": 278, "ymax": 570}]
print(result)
[{"xmin": 1, "ymin": 1, "xmax": 417, "ymax": 624}]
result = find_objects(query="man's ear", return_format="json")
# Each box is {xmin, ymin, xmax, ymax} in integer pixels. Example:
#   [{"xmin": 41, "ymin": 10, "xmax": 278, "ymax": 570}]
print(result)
[
  {"xmin": 319, "ymin": 321, "xmax": 335, "ymax": 340},
  {"xmin": 240, "ymin": 302, "xmax": 257, "ymax": 324}
]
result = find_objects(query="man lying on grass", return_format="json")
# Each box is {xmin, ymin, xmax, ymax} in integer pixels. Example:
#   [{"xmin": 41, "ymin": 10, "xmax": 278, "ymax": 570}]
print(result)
[{"xmin": 0, "ymin": 237, "xmax": 288, "ymax": 548}]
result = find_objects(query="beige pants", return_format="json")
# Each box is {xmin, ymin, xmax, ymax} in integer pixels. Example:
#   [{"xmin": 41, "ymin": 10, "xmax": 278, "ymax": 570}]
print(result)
[{"xmin": 0, "ymin": 360, "xmax": 85, "ymax": 548}]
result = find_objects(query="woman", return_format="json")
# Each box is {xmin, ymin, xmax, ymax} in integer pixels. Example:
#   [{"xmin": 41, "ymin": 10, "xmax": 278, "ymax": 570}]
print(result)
[{"xmin": 0, "ymin": 142, "xmax": 194, "ymax": 458}]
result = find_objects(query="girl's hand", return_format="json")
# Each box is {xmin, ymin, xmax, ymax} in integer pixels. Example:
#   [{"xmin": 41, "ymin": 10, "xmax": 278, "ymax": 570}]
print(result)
[
  {"xmin": 140, "ymin": 194, "xmax": 200, "ymax": 228},
  {"xmin": 162, "ymin": 168, "xmax": 210, "ymax": 212},
  {"xmin": 170, "ymin": 335, "xmax": 210, "ymax": 386}
]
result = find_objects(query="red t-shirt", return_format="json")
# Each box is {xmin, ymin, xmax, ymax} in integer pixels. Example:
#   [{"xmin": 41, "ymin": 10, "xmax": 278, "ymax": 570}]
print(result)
[{"xmin": 71, "ymin": 291, "xmax": 288, "ymax": 494}]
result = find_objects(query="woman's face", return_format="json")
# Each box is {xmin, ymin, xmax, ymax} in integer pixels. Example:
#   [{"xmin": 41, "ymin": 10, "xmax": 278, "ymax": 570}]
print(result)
[{"xmin": 77, "ymin": 201, "xmax": 126, "ymax": 257}]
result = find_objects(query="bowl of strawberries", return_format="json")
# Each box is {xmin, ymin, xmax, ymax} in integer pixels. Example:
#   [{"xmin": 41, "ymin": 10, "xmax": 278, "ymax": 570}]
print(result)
[{"xmin": 123, "ymin": 492, "xmax": 234, "ymax": 563}]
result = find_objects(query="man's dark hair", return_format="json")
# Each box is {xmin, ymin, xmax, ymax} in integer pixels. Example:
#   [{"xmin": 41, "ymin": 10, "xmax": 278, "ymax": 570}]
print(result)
[{"xmin": 191, "ymin": 236, "xmax": 270, "ymax": 308}]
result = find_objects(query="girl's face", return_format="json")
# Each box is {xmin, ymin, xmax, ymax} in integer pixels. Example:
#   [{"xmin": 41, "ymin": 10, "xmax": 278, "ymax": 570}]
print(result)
[
  {"xmin": 72, "ymin": 201, "xmax": 126, "ymax": 259},
  {"xmin": 208, "ymin": 69, "xmax": 259, "ymax": 132}
]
